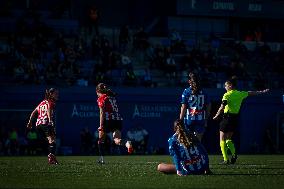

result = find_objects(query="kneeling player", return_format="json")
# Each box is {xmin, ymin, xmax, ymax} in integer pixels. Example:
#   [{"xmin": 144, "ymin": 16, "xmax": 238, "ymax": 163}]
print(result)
[{"xmin": 157, "ymin": 119, "xmax": 211, "ymax": 176}]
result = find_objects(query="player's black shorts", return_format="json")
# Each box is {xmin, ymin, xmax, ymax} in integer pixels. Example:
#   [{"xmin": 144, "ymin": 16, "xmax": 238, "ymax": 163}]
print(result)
[
  {"xmin": 219, "ymin": 113, "xmax": 239, "ymax": 133},
  {"xmin": 103, "ymin": 120, "xmax": 123, "ymax": 133},
  {"xmin": 37, "ymin": 124, "xmax": 56, "ymax": 138}
]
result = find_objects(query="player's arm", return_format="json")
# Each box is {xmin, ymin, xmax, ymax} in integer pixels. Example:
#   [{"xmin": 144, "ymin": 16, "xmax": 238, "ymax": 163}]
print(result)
[
  {"xmin": 27, "ymin": 107, "xmax": 38, "ymax": 129},
  {"xmin": 179, "ymin": 104, "xmax": 187, "ymax": 120},
  {"xmin": 248, "ymin": 89, "xmax": 269, "ymax": 96},
  {"xmin": 98, "ymin": 107, "xmax": 105, "ymax": 131},
  {"xmin": 213, "ymin": 102, "xmax": 225, "ymax": 120},
  {"xmin": 47, "ymin": 102, "xmax": 54, "ymax": 126}
]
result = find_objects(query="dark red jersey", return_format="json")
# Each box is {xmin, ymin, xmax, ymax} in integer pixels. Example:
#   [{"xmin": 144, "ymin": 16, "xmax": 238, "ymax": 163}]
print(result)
[
  {"xmin": 97, "ymin": 94, "xmax": 123, "ymax": 121},
  {"xmin": 35, "ymin": 100, "xmax": 55, "ymax": 126}
]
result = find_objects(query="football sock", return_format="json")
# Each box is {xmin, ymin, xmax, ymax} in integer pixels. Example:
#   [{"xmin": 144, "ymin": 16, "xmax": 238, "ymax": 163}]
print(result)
[
  {"xmin": 220, "ymin": 140, "xmax": 228, "ymax": 161},
  {"xmin": 98, "ymin": 142, "xmax": 105, "ymax": 157},
  {"xmin": 48, "ymin": 142, "xmax": 56, "ymax": 155},
  {"xmin": 226, "ymin": 139, "xmax": 236, "ymax": 156}
]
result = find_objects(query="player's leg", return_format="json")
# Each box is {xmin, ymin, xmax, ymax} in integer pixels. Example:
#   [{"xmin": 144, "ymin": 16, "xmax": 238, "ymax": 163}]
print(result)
[
  {"xmin": 47, "ymin": 126, "xmax": 58, "ymax": 165},
  {"xmin": 157, "ymin": 163, "xmax": 176, "ymax": 174},
  {"xmin": 219, "ymin": 131, "xmax": 229, "ymax": 164},
  {"xmin": 225, "ymin": 132, "xmax": 237, "ymax": 164},
  {"xmin": 97, "ymin": 130, "xmax": 106, "ymax": 164}
]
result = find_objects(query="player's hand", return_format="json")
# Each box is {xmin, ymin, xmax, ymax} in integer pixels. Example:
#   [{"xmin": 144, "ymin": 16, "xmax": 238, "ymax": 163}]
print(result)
[{"xmin": 98, "ymin": 126, "xmax": 103, "ymax": 132}]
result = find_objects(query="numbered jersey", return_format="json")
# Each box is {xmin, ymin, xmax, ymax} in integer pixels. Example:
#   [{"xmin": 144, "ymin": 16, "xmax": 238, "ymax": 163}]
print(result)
[
  {"xmin": 168, "ymin": 133, "xmax": 209, "ymax": 175},
  {"xmin": 181, "ymin": 87, "xmax": 206, "ymax": 123},
  {"xmin": 35, "ymin": 100, "xmax": 55, "ymax": 126},
  {"xmin": 97, "ymin": 94, "xmax": 123, "ymax": 121}
]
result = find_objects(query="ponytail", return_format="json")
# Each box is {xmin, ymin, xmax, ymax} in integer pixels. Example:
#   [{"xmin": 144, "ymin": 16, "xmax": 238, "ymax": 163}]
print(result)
[
  {"xmin": 188, "ymin": 72, "xmax": 201, "ymax": 95},
  {"xmin": 45, "ymin": 88, "xmax": 57, "ymax": 101},
  {"xmin": 174, "ymin": 119, "xmax": 193, "ymax": 148},
  {"xmin": 96, "ymin": 83, "xmax": 116, "ymax": 96}
]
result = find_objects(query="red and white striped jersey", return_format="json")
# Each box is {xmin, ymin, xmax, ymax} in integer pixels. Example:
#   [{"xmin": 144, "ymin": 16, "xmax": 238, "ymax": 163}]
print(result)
[{"xmin": 35, "ymin": 100, "xmax": 55, "ymax": 126}]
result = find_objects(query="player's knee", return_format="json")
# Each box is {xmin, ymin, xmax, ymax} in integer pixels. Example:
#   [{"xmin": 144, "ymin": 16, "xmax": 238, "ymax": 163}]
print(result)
[
  {"xmin": 157, "ymin": 164, "xmax": 161, "ymax": 172},
  {"xmin": 157, "ymin": 163, "xmax": 164, "ymax": 172}
]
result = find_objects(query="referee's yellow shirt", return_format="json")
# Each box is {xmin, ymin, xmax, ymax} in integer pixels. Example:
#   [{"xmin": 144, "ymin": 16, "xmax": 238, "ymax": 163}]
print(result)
[{"xmin": 222, "ymin": 90, "xmax": 248, "ymax": 114}]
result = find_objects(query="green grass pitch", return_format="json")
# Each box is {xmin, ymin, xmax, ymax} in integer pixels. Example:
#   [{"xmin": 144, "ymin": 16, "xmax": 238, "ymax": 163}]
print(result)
[{"xmin": 0, "ymin": 155, "xmax": 284, "ymax": 189}]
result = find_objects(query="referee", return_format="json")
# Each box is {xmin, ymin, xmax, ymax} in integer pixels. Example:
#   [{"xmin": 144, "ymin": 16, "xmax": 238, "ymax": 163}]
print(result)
[{"xmin": 213, "ymin": 76, "xmax": 269, "ymax": 164}]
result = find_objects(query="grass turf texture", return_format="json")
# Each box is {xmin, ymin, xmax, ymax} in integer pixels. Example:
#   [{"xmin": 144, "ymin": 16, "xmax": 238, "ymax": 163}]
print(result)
[{"xmin": 0, "ymin": 155, "xmax": 284, "ymax": 189}]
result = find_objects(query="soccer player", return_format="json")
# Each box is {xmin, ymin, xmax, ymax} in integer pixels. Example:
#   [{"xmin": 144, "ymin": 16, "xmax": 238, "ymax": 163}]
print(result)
[
  {"xmin": 96, "ymin": 83, "xmax": 133, "ymax": 164},
  {"xmin": 157, "ymin": 119, "xmax": 211, "ymax": 176},
  {"xmin": 26, "ymin": 88, "xmax": 59, "ymax": 164},
  {"xmin": 213, "ymin": 76, "xmax": 269, "ymax": 164},
  {"xmin": 179, "ymin": 72, "xmax": 210, "ymax": 141}
]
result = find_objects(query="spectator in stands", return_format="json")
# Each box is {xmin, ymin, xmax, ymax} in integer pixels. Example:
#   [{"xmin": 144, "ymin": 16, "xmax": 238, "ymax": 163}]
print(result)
[
  {"xmin": 121, "ymin": 54, "xmax": 132, "ymax": 70},
  {"xmin": 27, "ymin": 128, "xmax": 38, "ymax": 155},
  {"xmin": 169, "ymin": 29, "xmax": 184, "ymax": 51},
  {"xmin": 9, "ymin": 128, "xmax": 19, "ymax": 155},
  {"xmin": 18, "ymin": 133, "xmax": 28, "ymax": 155},
  {"xmin": 245, "ymin": 30, "xmax": 254, "ymax": 41},
  {"xmin": 152, "ymin": 44, "xmax": 165, "ymax": 69},
  {"xmin": 254, "ymin": 27, "xmax": 262, "ymax": 42},
  {"xmin": 87, "ymin": 6, "xmax": 100, "ymax": 36},
  {"xmin": 124, "ymin": 68, "xmax": 137, "ymax": 86},
  {"xmin": 165, "ymin": 53, "xmax": 177, "ymax": 80},
  {"xmin": 133, "ymin": 27, "xmax": 148, "ymax": 50},
  {"xmin": 80, "ymin": 127, "xmax": 94, "ymax": 155},
  {"xmin": 91, "ymin": 35, "xmax": 101, "ymax": 57},
  {"xmin": 141, "ymin": 68, "xmax": 155, "ymax": 87},
  {"xmin": 13, "ymin": 61, "xmax": 28, "ymax": 83},
  {"xmin": 119, "ymin": 25, "xmax": 130, "ymax": 53}
]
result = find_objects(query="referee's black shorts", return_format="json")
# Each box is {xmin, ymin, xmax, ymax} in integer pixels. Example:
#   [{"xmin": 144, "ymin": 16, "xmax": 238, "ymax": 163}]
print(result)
[{"xmin": 219, "ymin": 113, "xmax": 239, "ymax": 133}]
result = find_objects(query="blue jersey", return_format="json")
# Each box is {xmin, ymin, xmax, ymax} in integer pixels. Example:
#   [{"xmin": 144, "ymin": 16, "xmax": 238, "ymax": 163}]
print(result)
[
  {"xmin": 168, "ymin": 133, "xmax": 209, "ymax": 175},
  {"xmin": 181, "ymin": 87, "xmax": 207, "ymax": 125}
]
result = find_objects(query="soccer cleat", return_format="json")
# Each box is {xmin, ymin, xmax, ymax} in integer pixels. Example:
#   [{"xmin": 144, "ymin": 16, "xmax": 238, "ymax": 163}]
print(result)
[
  {"xmin": 204, "ymin": 169, "xmax": 213, "ymax": 175},
  {"xmin": 97, "ymin": 160, "xmax": 105, "ymax": 164},
  {"xmin": 219, "ymin": 160, "xmax": 230, "ymax": 165},
  {"xmin": 125, "ymin": 141, "xmax": 133, "ymax": 154},
  {"xmin": 48, "ymin": 153, "xmax": 59, "ymax": 165},
  {"xmin": 97, "ymin": 156, "xmax": 105, "ymax": 164},
  {"xmin": 231, "ymin": 154, "xmax": 238, "ymax": 164}
]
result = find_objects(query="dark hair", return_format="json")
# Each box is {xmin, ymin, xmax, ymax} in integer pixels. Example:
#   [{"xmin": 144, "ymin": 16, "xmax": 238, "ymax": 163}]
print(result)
[
  {"xmin": 96, "ymin": 83, "xmax": 116, "ymax": 96},
  {"xmin": 45, "ymin": 88, "xmax": 58, "ymax": 101},
  {"xmin": 174, "ymin": 119, "xmax": 194, "ymax": 148},
  {"xmin": 188, "ymin": 72, "xmax": 201, "ymax": 95},
  {"xmin": 226, "ymin": 76, "xmax": 238, "ymax": 88}
]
